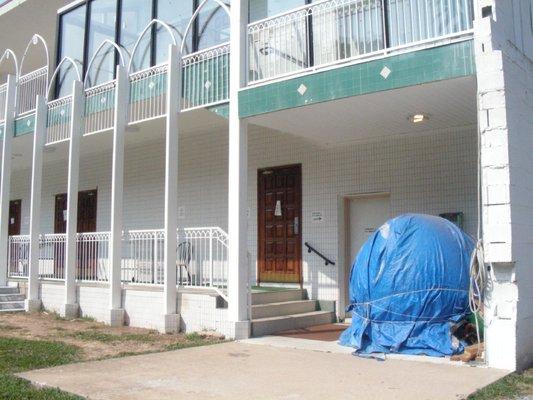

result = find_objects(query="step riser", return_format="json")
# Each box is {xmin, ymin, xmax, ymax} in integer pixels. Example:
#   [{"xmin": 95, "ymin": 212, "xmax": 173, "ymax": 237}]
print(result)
[
  {"xmin": 0, "ymin": 294, "xmax": 25, "ymax": 302},
  {"xmin": 0, "ymin": 302, "xmax": 24, "ymax": 311},
  {"xmin": 252, "ymin": 301, "xmax": 317, "ymax": 319},
  {"xmin": 252, "ymin": 290, "xmax": 305, "ymax": 305},
  {"xmin": 0, "ymin": 287, "xmax": 18, "ymax": 295},
  {"xmin": 251, "ymin": 312, "xmax": 335, "ymax": 337}
]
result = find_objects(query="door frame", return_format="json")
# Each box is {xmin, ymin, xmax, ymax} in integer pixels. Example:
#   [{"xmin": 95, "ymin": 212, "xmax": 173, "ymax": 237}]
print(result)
[
  {"xmin": 8, "ymin": 199, "xmax": 22, "ymax": 236},
  {"xmin": 337, "ymin": 192, "xmax": 390, "ymax": 320},
  {"xmin": 257, "ymin": 163, "xmax": 303, "ymax": 287},
  {"xmin": 54, "ymin": 189, "xmax": 98, "ymax": 234}
]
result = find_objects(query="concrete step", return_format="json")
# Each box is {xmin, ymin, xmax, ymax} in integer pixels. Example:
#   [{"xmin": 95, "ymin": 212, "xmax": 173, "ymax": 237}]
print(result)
[
  {"xmin": 251, "ymin": 311, "xmax": 335, "ymax": 337},
  {"xmin": 0, "ymin": 286, "xmax": 18, "ymax": 295},
  {"xmin": 252, "ymin": 300, "xmax": 318, "ymax": 319},
  {"xmin": 0, "ymin": 301, "xmax": 25, "ymax": 312},
  {"xmin": 0, "ymin": 294, "xmax": 25, "ymax": 302},
  {"xmin": 251, "ymin": 289, "xmax": 306, "ymax": 305}
]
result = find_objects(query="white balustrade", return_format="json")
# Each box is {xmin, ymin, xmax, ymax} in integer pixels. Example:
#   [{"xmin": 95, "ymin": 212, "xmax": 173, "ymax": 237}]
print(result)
[
  {"xmin": 129, "ymin": 64, "xmax": 168, "ymax": 124},
  {"xmin": 0, "ymin": 83, "xmax": 7, "ymax": 123},
  {"xmin": 46, "ymin": 95, "xmax": 72, "ymax": 144},
  {"xmin": 17, "ymin": 66, "xmax": 48, "ymax": 116},
  {"xmin": 38, "ymin": 233, "xmax": 66, "ymax": 280},
  {"xmin": 84, "ymin": 80, "xmax": 116, "ymax": 135},
  {"xmin": 8, "ymin": 235, "xmax": 30, "ymax": 278}
]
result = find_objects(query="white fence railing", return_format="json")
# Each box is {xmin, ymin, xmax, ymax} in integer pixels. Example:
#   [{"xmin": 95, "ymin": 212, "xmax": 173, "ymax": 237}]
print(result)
[
  {"xmin": 129, "ymin": 64, "xmax": 168, "ymax": 124},
  {"xmin": 182, "ymin": 43, "xmax": 230, "ymax": 111},
  {"xmin": 0, "ymin": 83, "xmax": 6, "ymax": 123},
  {"xmin": 7, "ymin": 227, "xmax": 228, "ymax": 288},
  {"xmin": 85, "ymin": 81, "xmax": 116, "ymax": 135},
  {"xmin": 46, "ymin": 95, "xmax": 72, "ymax": 144},
  {"xmin": 248, "ymin": 0, "xmax": 473, "ymax": 83},
  {"xmin": 17, "ymin": 66, "xmax": 48, "ymax": 116}
]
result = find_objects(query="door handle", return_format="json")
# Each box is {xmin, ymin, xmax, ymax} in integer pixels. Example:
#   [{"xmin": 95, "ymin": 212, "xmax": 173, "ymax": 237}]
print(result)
[{"xmin": 294, "ymin": 217, "xmax": 299, "ymax": 235}]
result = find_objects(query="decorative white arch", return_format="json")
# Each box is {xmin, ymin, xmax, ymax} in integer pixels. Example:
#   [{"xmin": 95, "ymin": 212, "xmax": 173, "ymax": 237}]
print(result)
[
  {"xmin": 0, "ymin": 49, "xmax": 19, "ymax": 82},
  {"xmin": 46, "ymin": 56, "xmax": 82, "ymax": 100},
  {"xmin": 19, "ymin": 34, "xmax": 50, "ymax": 77},
  {"xmin": 84, "ymin": 39, "xmax": 126, "ymax": 88},
  {"xmin": 127, "ymin": 19, "xmax": 177, "ymax": 73},
  {"xmin": 180, "ymin": 0, "xmax": 230, "ymax": 56}
]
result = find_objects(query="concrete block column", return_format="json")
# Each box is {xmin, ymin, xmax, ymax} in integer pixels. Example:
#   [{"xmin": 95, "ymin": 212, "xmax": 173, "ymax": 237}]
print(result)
[
  {"xmin": 227, "ymin": 0, "xmax": 251, "ymax": 339},
  {"xmin": 62, "ymin": 80, "xmax": 85, "ymax": 319},
  {"xmin": 26, "ymin": 95, "xmax": 47, "ymax": 312},
  {"xmin": 0, "ymin": 75, "xmax": 16, "ymax": 286},
  {"xmin": 162, "ymin": 44, "xmax": 181, "ymax": 333},
  {"xmin": 108, "ymin": 65, "xmax": 129, "ymax": 326}
]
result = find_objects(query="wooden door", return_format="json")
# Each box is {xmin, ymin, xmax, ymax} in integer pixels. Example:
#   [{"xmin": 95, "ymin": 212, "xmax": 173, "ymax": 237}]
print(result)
[
  {"xmin": 258, "ymin": 165, "xmax": 302, "ymax": 284},
  {"xmin": 54, "ymin": 190, "xmax": 98, "ymax": 279},
  {"xmin": 8, "ymin": 200, "xmax": 21, "ymax": 236}
]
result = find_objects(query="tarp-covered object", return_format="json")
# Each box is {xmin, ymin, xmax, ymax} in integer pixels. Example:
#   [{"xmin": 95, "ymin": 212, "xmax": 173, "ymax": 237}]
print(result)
[{"xmin": 339, "ymin": 213, "xmax": 475, "ymax": 357}]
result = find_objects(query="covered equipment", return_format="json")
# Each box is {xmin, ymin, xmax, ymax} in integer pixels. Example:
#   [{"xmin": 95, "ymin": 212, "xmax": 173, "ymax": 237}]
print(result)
[{"xmin": 340, "ymin": 213, "xmax": 475, "ymax": 356}]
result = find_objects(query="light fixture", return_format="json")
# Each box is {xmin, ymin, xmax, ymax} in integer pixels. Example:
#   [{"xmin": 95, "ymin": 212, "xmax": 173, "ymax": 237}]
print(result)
[{"xmin": 409, "ymin": 113, "xmax": 429, "ymax": 124}]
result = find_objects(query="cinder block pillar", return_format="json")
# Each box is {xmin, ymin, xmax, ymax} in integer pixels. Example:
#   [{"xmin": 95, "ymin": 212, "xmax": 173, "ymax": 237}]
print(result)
[
  {"xmin": 0, "ymin": 75, "xmax": 16, "ymax": 286},
  {"xmin": 62, "ymin": 80, "xmax": 85, "ymax": 319},
  {"xmin": 162, "ymin": 44, "xmax": 181, "ymax": 334},
  {"xmin": 227, "ymin": 0, "xmax": 251, "ymax": 339},
  {"xmin": 26, "ymin": 95, "xmax": 47, "ymax": 312},
  {"xmin": 108, "ymin": 65, "xmax": 129, "ymax": 327}
]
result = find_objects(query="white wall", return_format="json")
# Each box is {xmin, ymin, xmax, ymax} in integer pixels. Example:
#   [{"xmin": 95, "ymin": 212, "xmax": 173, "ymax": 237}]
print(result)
[
  {"xmin": 475, "ymin": 0, "xmax": 533, "ymax": 371},
  {"xmin": 10, "ymin": 123, "xmax": 478, "ymax": 307}
]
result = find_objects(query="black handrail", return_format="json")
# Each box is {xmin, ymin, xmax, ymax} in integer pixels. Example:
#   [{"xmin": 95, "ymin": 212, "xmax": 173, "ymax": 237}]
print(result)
[{"xmin": 305, "ymin": 242, "xmax": 335, "ymax": 266}]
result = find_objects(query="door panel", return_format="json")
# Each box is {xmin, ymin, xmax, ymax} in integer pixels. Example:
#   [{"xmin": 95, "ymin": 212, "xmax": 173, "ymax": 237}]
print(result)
[
  {"xmin": 258, "ymin": 165, "xmax": 302, "ymax": 284},
  {"xmin": 8, "ymin": 200, "xmax": 21, "ymax": 236}
]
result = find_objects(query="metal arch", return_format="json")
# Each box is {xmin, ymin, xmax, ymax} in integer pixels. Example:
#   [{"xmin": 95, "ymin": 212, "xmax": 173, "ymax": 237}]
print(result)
[
  {"xmin": 0, "ymin": 49, "xmax": 20, "ymax": 82},
  {"xmin": 46, "ymin": 56, "xmax": 82, "ymax": 100},
  {"xmin": 127, "ymin": 19, "xmax": 178, "ymax": 73},
  {"xmin": 180, "ymin": 0, "xmax": 231, "ymax": 56},
  {"xmin": 19, "ymin": 34, "xmax": 50, "ymax": 77},
  {"xmin": 84, "ymin": 39, "xmax": 126, "ymax": 88}
]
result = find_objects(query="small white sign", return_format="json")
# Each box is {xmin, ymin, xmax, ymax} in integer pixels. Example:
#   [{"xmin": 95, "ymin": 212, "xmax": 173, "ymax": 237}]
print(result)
[
  {"xmin": 10, "ymin": 218, "xmax": 14, "ymax": 225},
  {"xmin": 274, "ymin": 200, "xmax": 282, "ymax": 217},
  {"xmin": 311, "ymin": 211, "xmax": 323, "ymax": 223}
]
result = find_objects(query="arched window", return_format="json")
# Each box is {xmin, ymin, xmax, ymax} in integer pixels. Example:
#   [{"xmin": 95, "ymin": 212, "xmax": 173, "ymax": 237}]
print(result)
[
  {"xmin": 196, "ymin": 0, "xmax": 230, "ymax": 51},
  {"xmin": 120, "ymin": 0, "xmax": 153, "ymax": 71},
  {"xmin": 155, "ymin": 0, "xmax": 193, "ymax": 64}
]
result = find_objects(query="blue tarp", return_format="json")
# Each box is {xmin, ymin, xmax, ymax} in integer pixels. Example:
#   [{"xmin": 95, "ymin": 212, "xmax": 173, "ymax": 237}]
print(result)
[{"xmin": 339, "ymin": 213, "xmax": 475, "ymax": 357}]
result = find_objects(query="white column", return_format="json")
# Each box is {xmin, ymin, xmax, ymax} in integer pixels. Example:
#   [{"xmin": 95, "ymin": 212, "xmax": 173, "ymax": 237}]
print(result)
[
  {"xmin": 25, "ymin": 95, "xmax": 47, "ymax": 312},
  {"xmin": 227, "ymin": 0, "xmax": 251, "ymax": 338},
  {"xmin": 163, "ymin": 44, "xmax": 181, "ymax": 333},
  {"xmin": 0, "ymin": 75, "xmax": 16, "ymax": 286},
  {"xmin": 62, "ymin": 80, "xmax": 84, "ymax": 318},
  {"xmin": 108, "ymin": 65, "xmax": 129, "ymax": 326}
]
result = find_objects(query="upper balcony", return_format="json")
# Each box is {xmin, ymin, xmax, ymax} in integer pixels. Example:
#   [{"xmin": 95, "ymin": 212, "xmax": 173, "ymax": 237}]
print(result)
[{"xmin": 0, "ymin": 0, "xmax": 475, "ymax": 141}]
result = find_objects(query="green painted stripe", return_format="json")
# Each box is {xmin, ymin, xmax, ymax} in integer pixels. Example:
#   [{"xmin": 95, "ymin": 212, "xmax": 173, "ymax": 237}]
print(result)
[
  {"xmin": 239, "ymin": 40, "xmax": 475, "ymax": 118},
  {"xmin": 15, "ymin": 114, "xmax": 35, "ymax": 136},
  {"xmin": 207, "ymin": 103, "xmax": 229, "ymax": 119}
]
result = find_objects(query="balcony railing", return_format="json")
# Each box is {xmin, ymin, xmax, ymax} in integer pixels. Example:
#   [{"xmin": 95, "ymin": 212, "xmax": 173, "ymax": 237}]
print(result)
[
  {"xmin": 0, "ymin": 83, "xmax": 6, "ymax": 123},
  {"xmin": 247, "ymin": 0, "xmax": 473, "ymax": 84},
  {"xmin": 46, "ymin": 95, "xmax": 72, "ymax": 144},
  {"xmin": 7, "ymin": 227, "xmax": 229, "ymax": 289},
  {"xmin": 85, "ymin": 80, "xmax": 116, "ymax": 135},
  {"xmin": 17, "ymin": 66, "xmax": 48, "ymax": 116}
]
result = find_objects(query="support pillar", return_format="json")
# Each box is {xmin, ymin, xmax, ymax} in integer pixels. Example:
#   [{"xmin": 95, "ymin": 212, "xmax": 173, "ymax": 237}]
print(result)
[
  {"xmin": 25, "ymin": 95, "xmax": 47, "ymax": 312},
  {"xmin": 227, "ymin": 0, "xmax": 251, "ymax": 339},
  {"xmin": 62, "ymin": 81, "xmax": 84, "ymax": 319},
  {"xmin": 0, "ymin": 75, "xmax": 16, "ymax": 286},
  {"xmin": 162, "ymin": 44, "xmax": 181, "ymax": 333},
  {"xmin": 108, "ymin": 65, "xmax": 129, "ymax": 326}
]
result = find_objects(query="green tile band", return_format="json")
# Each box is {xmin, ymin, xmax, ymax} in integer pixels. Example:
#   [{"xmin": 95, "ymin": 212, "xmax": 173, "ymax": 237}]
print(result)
[{"xmin": 239, "ymin": 40, "xmax": 475, "ymax": 118}]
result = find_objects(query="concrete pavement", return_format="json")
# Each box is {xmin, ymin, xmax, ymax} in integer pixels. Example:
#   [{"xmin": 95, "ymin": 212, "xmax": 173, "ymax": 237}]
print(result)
[{"xmin": 20, "ymin": 341, "xmax": 508, "ymax": 400}]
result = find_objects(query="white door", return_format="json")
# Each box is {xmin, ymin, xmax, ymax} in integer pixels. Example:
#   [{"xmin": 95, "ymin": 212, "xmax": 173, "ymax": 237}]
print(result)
[{"xmin": 345, "ymin": 195, "xmax": 390, "ymax": 313}]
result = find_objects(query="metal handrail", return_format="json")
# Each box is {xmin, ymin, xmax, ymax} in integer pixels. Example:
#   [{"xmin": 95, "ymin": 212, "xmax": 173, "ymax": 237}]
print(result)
[{"xmin": 305, "ymin": 242, "xmax": 335, "ymax": 266}]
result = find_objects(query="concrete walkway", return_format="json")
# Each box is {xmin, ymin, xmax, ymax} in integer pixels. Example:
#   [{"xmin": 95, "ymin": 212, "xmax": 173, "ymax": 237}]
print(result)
[{"xmin": 20, "ymin": 341, "xmax": 507, "ymax": 400}]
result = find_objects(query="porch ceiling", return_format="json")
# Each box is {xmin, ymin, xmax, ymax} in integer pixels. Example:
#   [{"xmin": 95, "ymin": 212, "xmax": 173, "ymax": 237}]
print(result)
[{"xmin": 246, "ymin": 75, "xmax": 477, "ymax": 147}]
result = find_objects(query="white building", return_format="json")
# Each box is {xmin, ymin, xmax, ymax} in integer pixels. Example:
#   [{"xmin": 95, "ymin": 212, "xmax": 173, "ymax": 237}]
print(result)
[{"xmin": 0, "ymin": 0, "xmax": 531, "ymax": 371}]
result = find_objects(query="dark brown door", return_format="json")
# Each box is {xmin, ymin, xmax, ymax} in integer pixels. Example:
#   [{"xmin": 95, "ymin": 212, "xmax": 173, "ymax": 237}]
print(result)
[
  {"xmin": 8, "ymin": 200, "xmax": 22, "ymax": 236},
  {"xmin": 54, "ymin": 190, "xmax": 97, "ymax": 279},
  {"xmin": 258, "ymin": 165, "xmax": 302, "ymax": 284}
]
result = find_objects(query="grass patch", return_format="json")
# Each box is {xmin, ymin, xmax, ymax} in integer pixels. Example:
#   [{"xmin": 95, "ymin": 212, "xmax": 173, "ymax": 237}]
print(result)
[
  {"xmin": 468, "ymin": 371, "xmax": 533, "ymax": 400},
  {"xmin": 67, "ymin": 330, "xmax": 158, "ymax": 344},
  {"xmin": 0, "ymin": 337, "xmax": 82, "ymax": 400},
  {"xmin": 165, "ymin": 332, "xmax": 223, "ymax": 351}
]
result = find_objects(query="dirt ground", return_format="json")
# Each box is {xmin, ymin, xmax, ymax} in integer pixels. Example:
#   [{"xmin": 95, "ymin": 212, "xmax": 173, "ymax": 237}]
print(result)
[{"xmin": 0, "ymin": 312, "xmax": 224, "ymax": 361}]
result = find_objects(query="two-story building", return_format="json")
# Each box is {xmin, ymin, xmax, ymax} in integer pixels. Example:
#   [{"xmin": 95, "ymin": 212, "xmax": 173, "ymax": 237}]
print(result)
[{"xmin": 0, "ymin": 0, "xmax": 531, "ymax": 371}]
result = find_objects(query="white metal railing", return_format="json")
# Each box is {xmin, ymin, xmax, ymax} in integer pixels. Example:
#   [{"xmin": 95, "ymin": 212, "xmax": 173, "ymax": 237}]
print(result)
[
  {"xmin": 76, "ymin": 231, "xmax": 110, "ymax": 282},
  {"xmin": 17, "ymin": 66, "xmax": 48, "ymax": 115},
  {"xmin": 38, "ymin": 233, "xmax": 66, "ymax": 280},
  {"xmin": 129, "ymin": 64, "xmax": 168, "ymax": 124},
  {"xmin": 182, "ymin": 43, "xmax": 230, "ymax": 111},
  {"xmin": 85, "ymin": 80, "xmax": 116, "ymax": 135},
  {"xmin": 0, "ymin": 83, "xmax": 6, "ymax": 123},
  {"xmin": 8, "ymin": 235, "xmax": 30, "ymax": 278},
  {"xmin": 248, "ymin": 0, "xmax": 473, "ymax": 84},
  {"xmin": 122, "ymin": 229, "xmax": 165, "ymax": 285},
  {"xmin": 46, "ymin": 95, "xmax": 72, "ymax": 144}
]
